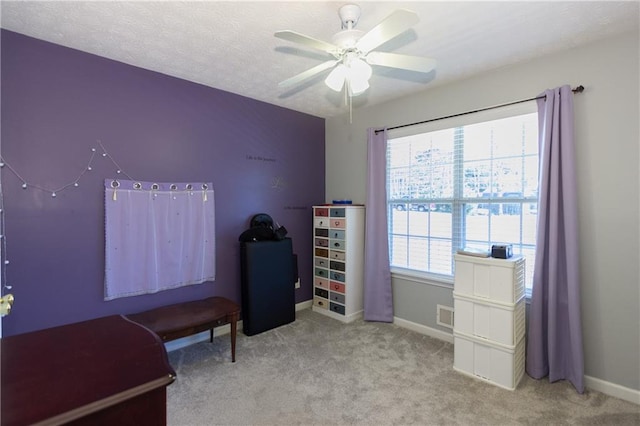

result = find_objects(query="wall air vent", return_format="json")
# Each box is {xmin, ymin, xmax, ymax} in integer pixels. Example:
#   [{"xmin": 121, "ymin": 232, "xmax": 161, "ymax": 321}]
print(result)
[{"xmin": 437, "ymin": 304, "xmax": 454, "ymax": 329}]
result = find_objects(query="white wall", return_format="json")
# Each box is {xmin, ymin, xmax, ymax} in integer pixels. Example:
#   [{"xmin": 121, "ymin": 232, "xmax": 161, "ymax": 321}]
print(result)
[{"xmin": 325, "ymin": 32, "xmax": 639, "ymax": 395}]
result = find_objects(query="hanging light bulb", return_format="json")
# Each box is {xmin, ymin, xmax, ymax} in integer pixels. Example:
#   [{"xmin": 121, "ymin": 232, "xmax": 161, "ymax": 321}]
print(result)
[
  {"xmin": 347, "ymin": 57, "xmax": 372, "ymax": 96},
  {"xmin": 325, "ymin": 64, "xmax": 348, "ymax": 92}
]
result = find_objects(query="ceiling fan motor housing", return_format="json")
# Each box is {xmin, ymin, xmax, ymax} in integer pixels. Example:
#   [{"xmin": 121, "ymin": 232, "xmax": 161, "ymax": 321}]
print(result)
[
  {"xmin": 331, "ymin": 29, "xmax": 364, "ymax": 50},
  {"xmin": 339, "ymin": 4, "xmax": 361, "ymax": 29}
]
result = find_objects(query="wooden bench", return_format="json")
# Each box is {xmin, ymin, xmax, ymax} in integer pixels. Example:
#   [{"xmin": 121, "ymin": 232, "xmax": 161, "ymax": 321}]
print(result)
[{"xmin": 126, "ymin": 296, "xmax": 240, "ymax": 362}]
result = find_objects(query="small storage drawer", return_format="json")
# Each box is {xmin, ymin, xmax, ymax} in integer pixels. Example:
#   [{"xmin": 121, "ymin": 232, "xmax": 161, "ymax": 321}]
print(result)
[
  {"xmin": 330, "ymin": 292, "xmax": 345, "ymax": 304},
  {"xmin": 330, "ymin": 239, "xmax": 345, "ymax": 250},
  {"xmin": 315, "ymin": 248, "xmax": 328, "ymax": 258},
  {"xmin": 330, "ymin": 282, "xmax": 345, "ymax": 293},
  {"xmin": 314, "ymin": 218, "xmax": 329, "ymax": 228},
  {"xmin": 315, "ymin": 208, "xmax": 329, "ymax": 217},
  {"xmin": 314, "ymin": 267, "xmax": 328, "ymax": 278},
  {"xmin": 454, "ymin": 294, "xmax": 525, "ymax": 347},
  {"xmin": 330, "ymin": 302, "xmax": 346, "ymax": 315},
  {"xmin": 315, "ymin": 238, "xmax": 329, "ymax": 248},
  {"xmin": 315, "ymin": 228, "xmax": 329, "ymax": 238},
  {"xmin": 330, "ymin": 260, "xmax": 345, "ymax": 272},
  {"xmin": 330, "ymin": 230, "xmax": 345, "ymax": 239},
  {"xmin": 330, "ymin": 271, "xmax": 345, "ymax": 282},
  {"xmin": 453, "ymin": 332, "xmax": 525, "ymax": 391},
  {"xmin": 330, "ymin": 251, "xmax": 346, "ymax": 261},
  {"xmin": 329, "ymin": 208, "xmax": 345, "ymax": 218},
  {"xmin": 314, "ymin": 288, "xmax": 329, "ymax": 299},
  {"xmin": 315, "ymin": 278, "xmax": 329, "ymax": 289},
  {"xmin": 331, "ymin": 219, "xmax": 345, "ymax": 228},
  {"xmin": 315, "ymin": 258, "xmax": 329, "ymax": 268},
  {"xmin": 313, "ymin": 297, "xmax": 329, "ymax": 310}
]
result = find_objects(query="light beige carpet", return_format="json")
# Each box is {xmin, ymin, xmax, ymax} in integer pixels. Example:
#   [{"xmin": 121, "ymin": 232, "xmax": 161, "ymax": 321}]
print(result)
[{"xmin": 167, "ymin": 309, "xmax": 639, "ymax": 425}]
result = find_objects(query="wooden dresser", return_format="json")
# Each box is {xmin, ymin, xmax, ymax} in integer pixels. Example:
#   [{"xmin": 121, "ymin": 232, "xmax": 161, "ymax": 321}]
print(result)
[{"xmin": 1, "ymin": 315, "xmax": 175, "ymax": 425}]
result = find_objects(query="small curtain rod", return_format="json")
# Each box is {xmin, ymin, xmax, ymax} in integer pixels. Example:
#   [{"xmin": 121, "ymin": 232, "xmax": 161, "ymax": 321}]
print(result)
[{"xmin": 376, "ymin": 85, "xmax": 584, "ymax": 134}]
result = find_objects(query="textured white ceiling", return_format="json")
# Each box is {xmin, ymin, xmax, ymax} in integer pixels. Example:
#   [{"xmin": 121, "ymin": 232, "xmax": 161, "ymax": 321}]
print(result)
[{"xmin": 1, "ymin": 1, "xmax": 638, "ymax": 118}]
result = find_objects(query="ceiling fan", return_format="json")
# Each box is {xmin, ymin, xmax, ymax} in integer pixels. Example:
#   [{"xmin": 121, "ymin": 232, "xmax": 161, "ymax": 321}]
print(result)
[{"xmin": 275, "ymin": 4, "xmax": 436, "ymax": 97}]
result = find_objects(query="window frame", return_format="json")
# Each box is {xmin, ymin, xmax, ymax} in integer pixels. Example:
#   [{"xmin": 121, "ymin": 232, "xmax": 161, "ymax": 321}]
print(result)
[{"xmin": 386, "ymin": 102, "xmax": 539, "ymax": 290}]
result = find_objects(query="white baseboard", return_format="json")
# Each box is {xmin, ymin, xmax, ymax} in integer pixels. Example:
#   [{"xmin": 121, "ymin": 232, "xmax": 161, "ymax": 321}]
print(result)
[
  {"xmin": 165, "ymin": 301, "xmax": 312, "ymax": 352},
  {"xmin": 584, "ymin": 375, "xmax": 640, "ymax": 405},
  {"xmin": 296, "ymin": 300, "xmax": 313, "ymax": 311},
  {"xmin": 391, "ymin": 316, "xmax": 640, "ymax": 405},
  {"xmin": 392, "ymin": 316, "xmax": 454, "ymax": 344}
]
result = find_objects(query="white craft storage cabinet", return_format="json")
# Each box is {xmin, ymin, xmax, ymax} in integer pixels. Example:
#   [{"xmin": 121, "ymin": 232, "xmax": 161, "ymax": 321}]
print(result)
[
  {"xmin": 312, "ymin": 205, "xmax": 365, "ymax": 323},
  {"xmin": 453, "ymin": 254, "xmax": 526, "ymax": 390}
]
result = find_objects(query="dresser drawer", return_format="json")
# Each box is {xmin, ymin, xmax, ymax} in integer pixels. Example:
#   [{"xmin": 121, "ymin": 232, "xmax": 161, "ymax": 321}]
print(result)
[
  {"xmin": 314, "ymin": 267, "xmax": 328, "ymax": 278},
  {"xmin": 330, "ymin": 230, "xmax": 345, "ymax": 239},
  {"xmin": 329, "ymin": 208, "xmax": 345, "ymax": 218},
  {"xmin": 314, "ymin": 218, "xmax": 329, "ymax": 228},
  {"xmin": 315, "ymin": 258, "xmax": 329, "ymax": 268},
  {"xmin": 315, "ymin": 277, "xmax": 329, "ymax": 289},
  {"xmin": 315, "ymin": 248, "xmax": 328, "ymax": 258},
  {"xmin": 313, "ymin": 297, "xmax": 329, "ymax": 310},
  {"xmin": 330, "ymin": 239, "xmax": 345, "ymax": 250},
  {"xmin": 315, "ymin": 238, "xmax": 329, "ymax": 248},
  {"xmin": 330, "ymin": 271, "xmax": 345, "ymax": 282},
  {"xmin": 314, "ymin": 288, "xmax": 329, "ymax": 299},
  {"xmin": 330, "ymin": 281, "xmax": 345, "ymax": 293},
  {"xmin": 315, "ymin": 228, "xmax": 329, "ymax": 238},
  {"xmin": 315, "ymin": 208, "xmax": 329, "ymax": 217},
  {"xmin": 330, "ymin": 219, "xmax": 345, "ymax": 229},
  {"xmin": 330, "ymin": 250, "xmax": 346, "ymax": 261},
  {"xmin": 330, "ymin": 302, "xmax": 346, "ymax": 315},
  {"xmin": 330, "ymin": 260, "xmax": 345, "ymax": 272},
  {"xmin": 330, "ymin": 292, "xmax": 345, "ymax": 304}
]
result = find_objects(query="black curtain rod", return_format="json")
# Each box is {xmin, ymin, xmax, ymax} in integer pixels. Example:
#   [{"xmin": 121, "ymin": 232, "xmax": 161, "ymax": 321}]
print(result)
[{"xmin": 376, "ymin": 85, "xmax": 584, "ymax": 134}]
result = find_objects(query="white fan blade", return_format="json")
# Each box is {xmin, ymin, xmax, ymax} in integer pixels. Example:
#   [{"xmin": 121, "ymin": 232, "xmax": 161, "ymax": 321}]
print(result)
[
  {"xmin": 275, "ymin": 30, "xmax": 339, "ymax": 55},
  {"xmin": 366, "ymin": 51, "xmax": 436, "ymax": 73},
  {"xmin": 356, "ymin": 9, "xmax": 419, "ymax": 54},
  {"xmin": 278, "ymin": 60, "xmax": 338, "ymax": 88}
]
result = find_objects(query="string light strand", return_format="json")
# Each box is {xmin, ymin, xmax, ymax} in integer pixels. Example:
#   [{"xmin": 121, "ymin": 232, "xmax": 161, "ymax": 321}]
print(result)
[
  {"xmin": 0, "ymin": 140, "xmax": 136, "ymax": 197},
  {"xmin": 0, "ymin": 140, "xmax": 137, "ymax": 291}
]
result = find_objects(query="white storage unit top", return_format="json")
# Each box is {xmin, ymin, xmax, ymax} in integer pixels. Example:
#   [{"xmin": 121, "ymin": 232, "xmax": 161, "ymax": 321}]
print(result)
[{"xmin": 454, "ymin": 254, "xmax": 525, "ymax": 304}]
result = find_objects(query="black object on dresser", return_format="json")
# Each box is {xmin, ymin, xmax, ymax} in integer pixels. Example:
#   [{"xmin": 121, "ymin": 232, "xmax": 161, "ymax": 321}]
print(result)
[{"xmin": 240, "ymin": 238, "xmax": 296, "ymax": 336}]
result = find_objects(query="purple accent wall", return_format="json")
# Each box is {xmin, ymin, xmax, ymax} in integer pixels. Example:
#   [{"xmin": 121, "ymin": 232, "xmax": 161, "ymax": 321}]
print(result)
[{"xmin": 0, "ymin": 30, "xmax": 325, "ymax": 336}]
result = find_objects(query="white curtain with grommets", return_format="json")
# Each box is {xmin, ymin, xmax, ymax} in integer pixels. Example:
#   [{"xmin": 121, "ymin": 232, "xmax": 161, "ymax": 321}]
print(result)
[{"xmin": 104, "ymin": 179, "xmax": 215, "ymax": 300}]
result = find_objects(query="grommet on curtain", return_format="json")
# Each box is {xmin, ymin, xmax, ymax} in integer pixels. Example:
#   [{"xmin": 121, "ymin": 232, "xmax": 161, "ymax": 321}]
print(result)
[
  {"xmin": 111, "ymin": 180, "xmax": 120, "ymax": 201},
  {"xmin": 170, "ymin": 184, "xmax": 178, "ymax": 190},
  {"xmin": 133, "ymin": 182, "xmax": 142, "ymax": 190},
  {"xmin": 201, "ymin": 183, "xmax": 208, "ymax": 202},
  {"xmin": 151, "ymin": 183, "xmax": 159, "ymax": 190}
]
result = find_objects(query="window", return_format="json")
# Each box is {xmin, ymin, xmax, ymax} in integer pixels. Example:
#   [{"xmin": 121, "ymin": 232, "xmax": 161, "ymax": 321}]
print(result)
[{"xmin": 387, "ymin": 108, "xmax": 538, "ymax": 291}]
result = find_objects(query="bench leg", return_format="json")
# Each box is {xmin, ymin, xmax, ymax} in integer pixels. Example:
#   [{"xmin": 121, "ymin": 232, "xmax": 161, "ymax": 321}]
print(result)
[
  {"xmin": 210, "ymin": 328, "xmax": 214, "ymax": 343},
  {"xmin": 229, "ymin": 312, "xmax": 238, "ymax": 363}
]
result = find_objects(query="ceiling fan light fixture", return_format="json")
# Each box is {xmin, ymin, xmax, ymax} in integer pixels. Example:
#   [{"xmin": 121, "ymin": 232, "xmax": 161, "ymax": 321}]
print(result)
[
  {"xmin": 348, "ymin": 76, "xmax": 369, "ymax": 96},
  {"xmin": 349, "ymin": 57, "xmax": 372, "ymax": 81},
  {"xmin": 325, "ymin": 64, "xmax": 348, "ymax": 92}
]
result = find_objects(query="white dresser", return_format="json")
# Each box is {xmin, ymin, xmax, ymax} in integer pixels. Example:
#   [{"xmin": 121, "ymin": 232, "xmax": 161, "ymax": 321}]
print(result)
[
  {"xmin": 312, "ymin": 205, "xmax": 365, "ymax": 323},
  {"xmin": 453, "ymin": 254, "xmax": 526, "ymax": 390}
]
